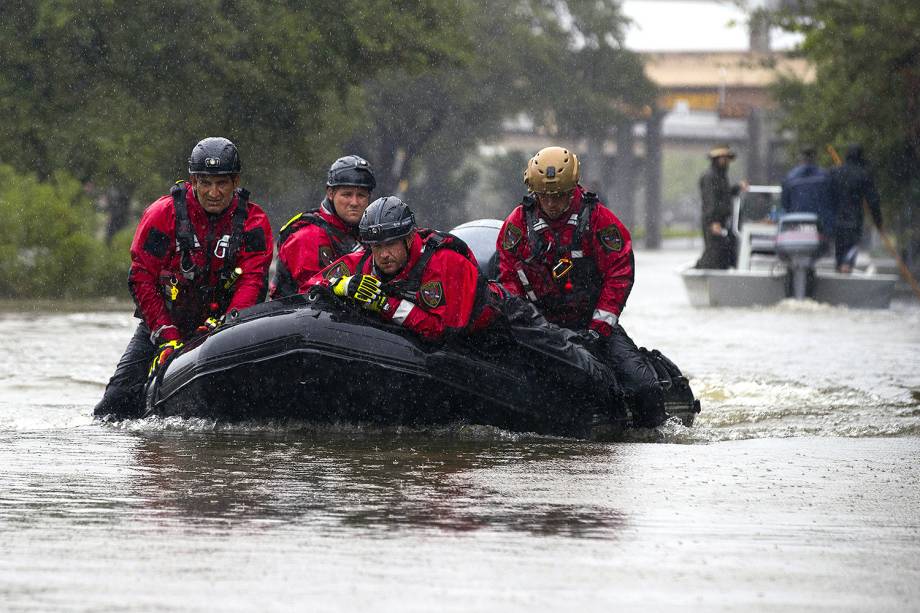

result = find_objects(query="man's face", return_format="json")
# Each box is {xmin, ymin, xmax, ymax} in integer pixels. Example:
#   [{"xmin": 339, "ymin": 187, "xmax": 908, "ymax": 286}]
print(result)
[
  {"xmin": 191, "ymin": 174, "xmax": 240, "ymax": 214},
  {"xmin": 371, "ymin": 237, "xmax": 411, "ymax": 275},
  {"xmin": 536, "ymin": 190, "xmax": 574, "ymax": 220},
  {"xmin": 328, "ymin": 186, "xmax": 371, "ymax": 225},
  {"xmin": 716, "ymin": 156, "xmax": 732, "ymax": 169}
]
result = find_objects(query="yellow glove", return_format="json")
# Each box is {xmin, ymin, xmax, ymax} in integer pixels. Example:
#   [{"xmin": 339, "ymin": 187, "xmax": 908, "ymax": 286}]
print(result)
[
  {"xmin": 360, "ymin": 289, "xmax": 388, "ymax": 313},
  {"xmin": 195, "ymin": 316, "xmax": 222, "ymax": 335},
  {"xmin": 331, "ymin": 275, "xmax": 357, "ymax": 298},
  {"xmin": 149, "ymin": 340, "xmax": 183, "ymax": 375},
  {"xmin": 332, "ymin": 274, "xmax": 386, "ymax": 311}
]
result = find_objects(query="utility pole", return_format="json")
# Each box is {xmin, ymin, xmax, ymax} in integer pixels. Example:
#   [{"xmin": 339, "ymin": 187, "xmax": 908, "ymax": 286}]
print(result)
[{"xmin": 644, "ymin": 110, "xmax": 664, "ymax": 249}]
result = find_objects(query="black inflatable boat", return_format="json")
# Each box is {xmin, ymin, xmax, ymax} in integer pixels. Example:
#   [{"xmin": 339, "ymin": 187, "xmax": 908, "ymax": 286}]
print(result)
[{"xmin": 144, "ymin": 220, "xmax": 700, "ymax": 438}]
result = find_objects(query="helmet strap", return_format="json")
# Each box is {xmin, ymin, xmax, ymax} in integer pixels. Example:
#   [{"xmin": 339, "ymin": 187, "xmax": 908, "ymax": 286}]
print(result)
[{"xmin": 323, "ymin": 191, "xmax": 345, "ymax": 223}]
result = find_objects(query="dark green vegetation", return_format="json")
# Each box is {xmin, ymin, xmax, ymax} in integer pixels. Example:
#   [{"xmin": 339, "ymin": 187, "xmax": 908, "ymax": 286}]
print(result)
[
  {"xmin": 0, "ymin": 165, "xmax": 131, "ymax": 299},
  {"xmin": 0, "ymin": 0, "xmax": 653, "ymax": 299},
  {"xmin": 774, "ymin": 1, "xmax": 920, "ymax": 247}
]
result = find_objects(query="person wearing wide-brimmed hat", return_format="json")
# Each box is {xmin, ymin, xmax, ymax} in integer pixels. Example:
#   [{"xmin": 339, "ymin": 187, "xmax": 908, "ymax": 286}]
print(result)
[{"xmin": 696, "ymin": 145, "xmax": 744, "ymax": 269}]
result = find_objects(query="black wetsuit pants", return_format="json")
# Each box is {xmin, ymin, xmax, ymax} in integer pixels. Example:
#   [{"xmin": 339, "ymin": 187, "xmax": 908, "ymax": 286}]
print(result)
[
  {"xmin": 834, "ymin": 226, "xmax": 862, "ymax": 269},
  {"xmin": 500, "ymin": 296, "xmax": 667, "ymax": 428},
  {"xmin": 695, "ymin": 222, "xmax": 736, "ymax": 270},
  {"xmin": 93, "ymin": 322, "xmax": 157, "ymax": 418},
  {"xmin": 600, "ymin": 325, "xmax": 667, "ymax": 428}
]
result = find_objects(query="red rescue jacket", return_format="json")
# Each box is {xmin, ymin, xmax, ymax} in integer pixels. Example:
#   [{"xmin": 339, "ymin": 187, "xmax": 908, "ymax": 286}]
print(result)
[
  {"xmin": 128, "ymin": 182, "xmax": 273, "ymax": 343},
  {"xmin": 307, "ymin": 230, "xmax": 499, "ymax": 340},
  {"xmin": 496, "ymin": 185, "xmax": 634, "ymax": 336},
  {"xmin": 269, "ymin": 199, "xmax": 359, "ymax": 299}
]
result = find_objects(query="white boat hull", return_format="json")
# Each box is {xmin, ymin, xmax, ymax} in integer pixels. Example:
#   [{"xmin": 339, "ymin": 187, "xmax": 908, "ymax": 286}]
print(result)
[{"xmin": 680, "ymin": 265, "xmax": 898, "ymax": 309}]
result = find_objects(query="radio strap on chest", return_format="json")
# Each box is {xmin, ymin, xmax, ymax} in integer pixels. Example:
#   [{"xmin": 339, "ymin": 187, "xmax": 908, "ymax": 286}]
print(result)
[
  {"xmin": 169, "ymin": 182, "xmax": 251, "ymax": 311},
  {"xmin": 218, "ymin": 188, "xmax": 250, "ymax": 284},
  {"xmin": 277, "ymin": 206, "xmax": 358, "ymax": 256},
  {"xmin": 522, "ymin": 197, "xmax": 543, "ymax": 264},
  {"xmin": 523, "ymin": 191, "xmax": 597, "ymax": 265},
  {"xmin": 571, "ymin": 192, "xmax": 597, "ymax": 253},
  {"xmin": 516, "ymin": 191, "xmax": 601, "ymax": 310},
  {"xmin": 171, "ymin": 182, "xmax": 198, "ymax": 279}
]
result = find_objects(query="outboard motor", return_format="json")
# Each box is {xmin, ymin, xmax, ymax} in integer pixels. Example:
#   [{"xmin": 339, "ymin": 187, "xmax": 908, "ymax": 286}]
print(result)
[{"xmin": 775, "ymin": 212, "xmax": 823, "ymax": 299}]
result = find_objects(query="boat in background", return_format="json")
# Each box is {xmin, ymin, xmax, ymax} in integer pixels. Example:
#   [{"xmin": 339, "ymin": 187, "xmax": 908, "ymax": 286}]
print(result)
[{"xmin": 680, "ymin": 185, "xmax": 898, "ymax": 309}]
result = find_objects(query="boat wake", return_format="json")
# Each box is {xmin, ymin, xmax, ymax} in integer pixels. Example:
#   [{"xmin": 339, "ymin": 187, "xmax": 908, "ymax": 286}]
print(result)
[{"xmin": 687, "ymin": 375, "xmax": 920, "ymax": 442}]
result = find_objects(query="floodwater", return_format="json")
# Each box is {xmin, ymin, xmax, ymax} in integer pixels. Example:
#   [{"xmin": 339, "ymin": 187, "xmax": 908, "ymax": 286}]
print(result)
[{"xmin": 1, "ymin": 248, "xmax": 918, "ymax": 612}]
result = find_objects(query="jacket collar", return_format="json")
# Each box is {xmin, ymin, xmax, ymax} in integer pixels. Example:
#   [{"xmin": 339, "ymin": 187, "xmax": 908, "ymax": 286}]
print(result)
[{"xmin": 319, "ymin": 197, "xmax": 352, "ymax": 232}]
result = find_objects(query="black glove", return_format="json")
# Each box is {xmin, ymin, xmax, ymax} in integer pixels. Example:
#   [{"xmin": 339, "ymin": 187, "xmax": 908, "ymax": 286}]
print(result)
[
  {"xmin": 501, "ymin": 296, "xmax": 548, "ymax": 326},
  {"xmin": 573, "ymin": 329, "xmax": 604, "ymax": 356}
]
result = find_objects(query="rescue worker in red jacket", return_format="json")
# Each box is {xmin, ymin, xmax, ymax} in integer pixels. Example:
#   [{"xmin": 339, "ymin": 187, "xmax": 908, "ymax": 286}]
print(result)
[
  {"xmin": 307, "ymin": 196, "xmax": 498, "ymax": 341},
  {"xmin": 94, "ymin": 137, "xmax": 274, "ymax": 419},
  {"xmin": 270, "ymin": 155, "xmax": 376, "ymax": 298},
  {"xmin": 496, "ymin": 146, "xmax": 665, "ymax": 427}
]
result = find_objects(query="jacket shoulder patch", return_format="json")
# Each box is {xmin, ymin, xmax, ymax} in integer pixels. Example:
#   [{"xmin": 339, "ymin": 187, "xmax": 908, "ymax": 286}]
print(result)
[
  {"xmin": 323, "ymin": 261, "xmax": 351, "ymax": 280},
  {"xmin": 318, "ymin": 245, "xmax": 336, "ymax": 267},
  {"xmin": 597, "ymin": 225, "xmax": 623, "ymax": 252},
  {"xmin": 419, "ymin": 280, "xmax": 444, "ymax": 308},
  {"xmin": 242, "ymin": 227, "xmax": 267, "ymax": 252},
  {"xmin": 143, "ymin": 227, "xmax": 172, "ymax": 258},
  {"xmin": 501, "ymin": 224, "xmax": 523, "ymax": 250}
]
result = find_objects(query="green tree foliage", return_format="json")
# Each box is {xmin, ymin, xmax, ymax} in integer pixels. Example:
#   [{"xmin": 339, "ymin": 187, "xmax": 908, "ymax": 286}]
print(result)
[
  {"xmin": 523, "ymin": 0, "xmax": 654, "ymax": 136},
  {"xmin": 0, "ymin": 165, "xmax": 125, "ymax": 298},
  {"xmin": 0, "ymin": 1, "xmax": 654, "ymax": 297},
  {"xmin": 774, "ymin": 1, "xmax": 920, "ymax": 233},
  {"xmin": 351, "ymin": 0, "xmax": 655, "ymax": 228},
  {"xmin": 483, "ymin": 150, "xmax": 532, "ymax": 218},
  {"xmin": 0, "ymin": 0, "xmax": 469, "ymax": 235}
]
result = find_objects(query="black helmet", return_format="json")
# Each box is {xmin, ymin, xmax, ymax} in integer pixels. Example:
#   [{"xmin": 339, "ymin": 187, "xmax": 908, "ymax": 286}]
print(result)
[
  {"xmin": 800, "ymin": 145, "xmax": 818, "ymax": 163},
  {"xmin": 845, "ymin": 143, "xmax": 865, "ymax": 165},
  {"xmin": 327, "ymin": 155, "xmax": 376, "ymax": 190},
  {"xmin": 188, "ymin": 137, "xmax": 241, "ymax": 175},
  {"xmin": 359, "ymin": 196, "xmax": 416, "ymax": 244}
]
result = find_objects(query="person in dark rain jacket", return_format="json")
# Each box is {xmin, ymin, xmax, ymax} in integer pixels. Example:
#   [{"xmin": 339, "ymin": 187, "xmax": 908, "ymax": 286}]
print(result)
[
  {"xmin": 781, "ymin": 146, "xmax": 836, "ymax": 246},
  {"xmin": 830, "ymin": 144, "xmax": 883, "ymax": 272}
]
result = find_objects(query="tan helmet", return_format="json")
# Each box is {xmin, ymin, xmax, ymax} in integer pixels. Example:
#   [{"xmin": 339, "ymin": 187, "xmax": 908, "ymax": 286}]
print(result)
[
  {"xmin": 524, "ymin": 146, "xmax": 579, "ymax": 194},
  {"xmin": 708, "ymin": 145, "xmax": 736, "ymax": 160}
]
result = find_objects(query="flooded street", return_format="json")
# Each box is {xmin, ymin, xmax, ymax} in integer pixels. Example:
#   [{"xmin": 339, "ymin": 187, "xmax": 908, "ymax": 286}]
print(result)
[{"xmin": 1, "ymin": 248, "xmax": 919, "ymax": 612}]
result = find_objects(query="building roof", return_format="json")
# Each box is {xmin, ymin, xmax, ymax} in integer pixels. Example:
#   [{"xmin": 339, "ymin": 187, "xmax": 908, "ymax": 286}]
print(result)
[{"xmin": 643, "ymin": 51, "xmax": 814, "ymax": 89}]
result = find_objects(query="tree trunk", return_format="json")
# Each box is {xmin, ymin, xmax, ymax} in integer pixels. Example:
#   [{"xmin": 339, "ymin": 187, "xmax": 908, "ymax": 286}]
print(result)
[{"xmin": 105, "ymin": 185, "xmax": 132, "ymax": 242}]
